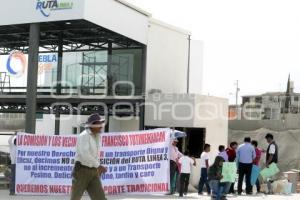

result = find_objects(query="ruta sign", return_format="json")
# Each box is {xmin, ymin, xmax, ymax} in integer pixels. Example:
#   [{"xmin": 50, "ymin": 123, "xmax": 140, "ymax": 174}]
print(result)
[{"xmin": 36, "ymin": 0, "xmax": 74, "ymax": 17}]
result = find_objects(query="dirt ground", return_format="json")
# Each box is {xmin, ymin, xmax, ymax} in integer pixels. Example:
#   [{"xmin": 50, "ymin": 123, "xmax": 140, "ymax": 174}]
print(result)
[{"xmin": 0, "ymin": 190, "xmax": 299, "ymax": 200}]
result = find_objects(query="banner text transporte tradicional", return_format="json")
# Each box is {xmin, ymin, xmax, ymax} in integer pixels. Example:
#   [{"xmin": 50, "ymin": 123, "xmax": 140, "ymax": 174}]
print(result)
[{"xmin": 15, "ymin": 129, "xmax": 171, "ymax": 195}]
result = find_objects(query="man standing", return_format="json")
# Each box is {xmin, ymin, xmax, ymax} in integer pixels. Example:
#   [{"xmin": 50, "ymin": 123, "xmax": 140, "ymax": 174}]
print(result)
[
  {"xmin": 226, "ymin": 142, "xmax": 238, "ymax": 194},
  {"xmin": 169, "ymin": 138, "xmax": 182, "ymax": 194},
  {"xmin": 265, "ymin": 133, "xmax": 278, "ymax": 167},
  {"xmin": 178, "ymin": 151, "xmax": 196, "ymax": 197},
  {"xmin": 251, "ymin": 140, "xmax": 262, "ymax": 193},
  {"xmin": 70, "ymin": 113, "xmax": 107, "ymax": 200},
  {"xmin": 236, "ymin": 137, "xmax": 256, "ymax": 195},
  {"xmin": 198, "ymin": 144, "xmax": 211, "ymax": 195},
  {"xmin": 8, "ymin": 133, "xmax": 17, "ymax": 196},
  {"xmin": 218, "ymin": 145, "xmax": 228, "ymax": 162},
  {"xmin": 265, "ymin": 133, "xmax": 278, "ymax": 194}
]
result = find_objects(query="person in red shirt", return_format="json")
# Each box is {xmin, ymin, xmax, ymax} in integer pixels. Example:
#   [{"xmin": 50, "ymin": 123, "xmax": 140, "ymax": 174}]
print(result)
[
  {"xmin": 251, "ymin": 140, "xmax": 262, "ymax": 193},
  {"xmin": 226, "ymin": 141, "xmax": 238, "ymax": 194},
  {"xmin": 226, "ymin": 142, "xmax": 238, "ymax": 162}
]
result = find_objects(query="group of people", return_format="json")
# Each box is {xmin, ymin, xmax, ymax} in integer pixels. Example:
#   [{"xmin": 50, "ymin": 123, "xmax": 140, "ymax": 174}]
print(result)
[
  {"xmin": 169, "ymin": 133, "xmax": 278, "ymax": 200},
  {"xmin": 8, "ymin": 112, "xmax": 279, "ymax": 200}
]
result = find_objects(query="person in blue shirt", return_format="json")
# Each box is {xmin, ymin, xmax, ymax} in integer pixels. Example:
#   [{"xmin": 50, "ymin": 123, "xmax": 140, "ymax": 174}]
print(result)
[{"xmin": 236, "ymin": 137, "xmax": 256, "ymax": 195}]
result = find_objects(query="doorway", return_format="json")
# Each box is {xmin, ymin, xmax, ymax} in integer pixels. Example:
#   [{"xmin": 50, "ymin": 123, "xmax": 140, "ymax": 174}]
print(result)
[{"xmin": 175, "ymin": 127, "xmax": 206, "ymax": 158}]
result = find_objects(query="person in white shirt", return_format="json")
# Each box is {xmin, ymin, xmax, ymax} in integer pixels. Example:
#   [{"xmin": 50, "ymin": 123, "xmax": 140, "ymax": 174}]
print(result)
[
  {"xmin": 178, "ymin": 151, "xmax": 196, "ymax": 197},
  {"xmin": 198, "ymin": 144, "xmax": 211, "ymax": 195},
  {"xmin": 70, "ymin": 113, "xmax": 107, "ymax": 200},
  {"xmin": 8, "ymin": 133, "xmax": 17, "ymax": 195}
]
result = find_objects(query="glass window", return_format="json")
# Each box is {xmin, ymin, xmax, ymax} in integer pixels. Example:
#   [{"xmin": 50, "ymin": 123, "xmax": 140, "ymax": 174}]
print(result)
[
  {"xmin": 255, "ymin": 97, "xmax": 262, "ymax": 103},
  {"xmin": 294, "ymin": 96, "xmax": 299, "ymax": 101},
  {"xmin": 58, "ymin": 49, "xmax": 144, "ymax": 96},
  {"xmin": 60, "ymin": 51, "xmax": 108, "ymax": 95},
  {"xmin": 111, "ymin": 49, "xmax": 143, "ymax": 96},
  {"xmin": 243, "ymin": 97, "xmax": 250, "ymax": 104}
]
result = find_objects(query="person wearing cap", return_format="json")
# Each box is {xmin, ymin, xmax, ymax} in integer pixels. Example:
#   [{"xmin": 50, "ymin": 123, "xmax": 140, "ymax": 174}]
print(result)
[
  {"xmin": 169, "ymin": 138, "xmax": 183, "ymax": 194},
  {"xmin": 70, "ymin": 113, "xmax": 107, "ymax": 200}
]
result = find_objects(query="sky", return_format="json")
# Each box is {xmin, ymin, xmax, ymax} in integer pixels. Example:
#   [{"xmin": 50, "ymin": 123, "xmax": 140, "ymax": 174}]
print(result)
[{"xmin": 126, "ymin": 0, "xmax": 300, "ymax": 104}]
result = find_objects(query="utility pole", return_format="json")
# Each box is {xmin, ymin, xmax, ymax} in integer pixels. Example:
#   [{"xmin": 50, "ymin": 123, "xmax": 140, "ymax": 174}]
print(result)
[{"xmin": 235, "ymin": 80, "xmax": 240, "ymax": 116}]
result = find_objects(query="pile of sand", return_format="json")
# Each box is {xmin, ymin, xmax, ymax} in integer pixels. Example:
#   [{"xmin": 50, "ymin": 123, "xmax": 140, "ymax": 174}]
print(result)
[{"xmin": 229, "ymin": 128, "xmax": 300, "ymax": 172}]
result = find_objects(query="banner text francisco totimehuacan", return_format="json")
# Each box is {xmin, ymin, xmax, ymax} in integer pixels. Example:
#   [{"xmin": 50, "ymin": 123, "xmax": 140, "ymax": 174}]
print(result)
[
  {"xmin": 101, "ymin": 131, "xmax": 166, "ymax": 147},
  {"xmin": 17, "ymin": 135, "xmax": 76, "ymax": 147}
]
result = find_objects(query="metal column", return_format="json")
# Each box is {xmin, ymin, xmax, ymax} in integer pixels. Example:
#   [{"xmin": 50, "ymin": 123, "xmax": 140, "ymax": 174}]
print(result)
[
  {"xmin": 139, "ymin": 105, "xmax": 145, "ymax": 130},
  {"xmin": 105, "ymin": 115, "xmax": 110, "ymax": 133},
  {"xmin": 55, "ymin": 32, "xmax": 63, "ymax": 135},
  {"xmin": 107, "ymin": 42, "xmax": 113, "ymax": 96},
  {"xmin": 139, "ymin": 45, "xmax": 147, "ymax": 130},
  {"xmin": 25, "ymin": 23, "xmax": 40, "ymax": 134}
]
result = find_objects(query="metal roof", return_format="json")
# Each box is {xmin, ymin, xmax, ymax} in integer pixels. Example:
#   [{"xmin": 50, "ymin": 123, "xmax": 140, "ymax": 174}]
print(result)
[{"xmin": 0, "ymin": 19, "xmax": 144, "ymax": 55}]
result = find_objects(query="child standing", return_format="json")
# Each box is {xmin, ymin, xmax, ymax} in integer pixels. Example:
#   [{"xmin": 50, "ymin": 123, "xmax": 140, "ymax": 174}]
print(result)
[{"xmin": 178, "ymin": 151, "xmax": 196, "ymax": 197}]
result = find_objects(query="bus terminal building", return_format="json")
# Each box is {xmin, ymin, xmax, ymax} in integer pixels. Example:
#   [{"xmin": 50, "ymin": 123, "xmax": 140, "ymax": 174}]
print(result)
[{"xmin": 0, "ymin": 0, "xmax": 228, "ymax": 157}]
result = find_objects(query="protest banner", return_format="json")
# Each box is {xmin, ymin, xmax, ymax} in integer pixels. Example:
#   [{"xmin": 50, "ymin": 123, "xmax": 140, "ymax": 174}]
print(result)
[
  {"xmin": 15, "ymin": 129, "xmax": 171, "ymax": 195},
  {"xmin": 15, "ymin": 134, "xmax": 76, "ymax": 195},
  {"xmin": 100, "ymin": 129, "xmax": 171, "ymax": 195},
  {"xmin": 260, "ymin": 163, "xmax": 280, "ymax": 180},
  {"xmin": 221, "ymin": 162, "xmax": 237, "ymax": 183}
]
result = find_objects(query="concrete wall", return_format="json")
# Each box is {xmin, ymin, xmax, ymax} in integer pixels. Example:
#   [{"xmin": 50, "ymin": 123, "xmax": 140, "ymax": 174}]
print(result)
[
  {"xmin": 145, "ymin": 93, "xmax": 196, "ymax": 128},
  {"xmin": 194, "ymin": 95, "xmax": 229, "ymax": 156},
  {"xmin": 229, "ymin": 114, "xmax": 300, "ymax": 131},
  {"xmin": 145, "ymin": 93, "xmax": 228, "ymax": 156}
]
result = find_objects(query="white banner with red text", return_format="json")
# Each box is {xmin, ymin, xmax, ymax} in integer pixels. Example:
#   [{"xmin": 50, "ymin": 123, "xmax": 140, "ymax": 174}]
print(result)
[{"xmin": 15, "ymin": 129, "xmax": 171, "ymax": 195}]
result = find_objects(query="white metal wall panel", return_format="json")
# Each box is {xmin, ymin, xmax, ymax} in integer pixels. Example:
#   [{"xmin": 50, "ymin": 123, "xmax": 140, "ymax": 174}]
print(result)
[
  {"xmin": 189, "ymin": 40, "xmax": 204, "ymax": 94},
  {"xmin": 146, "ymin": 20, "xmax": 190, "ymax": 93},
  {"xmin": 0, "ymin": 0, "xmax": 84, "ymax": 26},
  {"xmin": 84, "ymin": 0, "xmax": 149, "ymax": 44}
]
